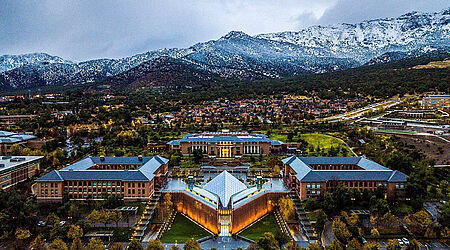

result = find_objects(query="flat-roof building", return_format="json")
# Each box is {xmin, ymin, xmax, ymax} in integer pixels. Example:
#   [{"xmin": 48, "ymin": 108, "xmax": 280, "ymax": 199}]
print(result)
[
  {"xmin": 36, "ymin": 156, "xmax": 169, "ymax": 202},
  {"xmin": 0, "ymin": 156, "xmax": 43, "ymax": 190},
  {"xmin": 168, "ymin": 132, "xmax": 284, "ymax": 158},
  {"xmin": 282, "ymin": 156, "xmax": 407, "ymax": 200},
  {"xmin": 422, "ymin": 95, "xmax": 450, "ymax": 110}
]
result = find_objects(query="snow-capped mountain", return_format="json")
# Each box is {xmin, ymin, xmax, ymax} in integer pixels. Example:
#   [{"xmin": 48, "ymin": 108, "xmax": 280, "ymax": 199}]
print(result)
[
  {"xmin": 0, "ymin": 8, "xmax": 449, "ymax": 90},
  {"xmin": 0, "ymin": 53, "xmax": 72, "ymax": 72}
]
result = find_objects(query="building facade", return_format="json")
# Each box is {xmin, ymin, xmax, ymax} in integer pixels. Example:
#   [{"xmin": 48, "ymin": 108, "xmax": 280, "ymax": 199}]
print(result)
[
  {"xmin": 282, "ymin": 156, "xmax": 407, "ymax": 200},
  {"xmin": 0, "ymin": 115, "xmax": 37, "ymax": 127},
  {"xmin": 36, "ymin": 156, "xmax": 169, "ymax": 202},
  {"xmin": 0, "ymin": 131, "xmax": 40, "ymax": 155},
  {"xmin": 422, "ymin": 95, "xmax": 450, "ymax": 110},
  {"xmin": 168, "ymin": 132, "xmax": 283, "ymax": 158},
  {"xmin": 0, "ymin": 156, "xmax": 42, "ymax": 190},
  {"xmin": 168, "ymin": 171, "xmax": 288, "ymax": 236}
]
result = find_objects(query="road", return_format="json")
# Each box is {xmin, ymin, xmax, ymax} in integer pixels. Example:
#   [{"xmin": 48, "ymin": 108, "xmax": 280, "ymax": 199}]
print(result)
[{"xmin": 320, "ymin": 98, "xmax": 402, "ymax": 122}]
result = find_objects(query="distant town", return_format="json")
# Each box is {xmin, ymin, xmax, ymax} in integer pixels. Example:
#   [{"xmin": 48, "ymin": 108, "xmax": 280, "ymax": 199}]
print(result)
[{"xmin": 0, "ymin": 89, "xmax": 448, "ymax": 250}]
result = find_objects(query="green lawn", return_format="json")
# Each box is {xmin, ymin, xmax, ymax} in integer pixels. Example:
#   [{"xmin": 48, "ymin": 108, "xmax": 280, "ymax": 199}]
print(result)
[
  {"xmin": 300, "ymin": 133, "xmax": 343, "ymax": 149},
  {"xmin": 306, "ymin": 211, "xmax": 320, "ymax": 222},
  {"xmin": 269, "ymin": 134, "xmax": 287, "ymax": 142},
  {"xmin": 374, "ymin": 129, "xmax": 417, "ymax": 135},
  {"xmin": 300, "ymin": 133, "xmax": 351, "ymax": 156},
  {"xmin": 159, "ymin": 213, "xmax": 211, "ymax": 243},
  {"xmin": 239, "ymin": 213, "xmax": 282, "ymax": 241}
]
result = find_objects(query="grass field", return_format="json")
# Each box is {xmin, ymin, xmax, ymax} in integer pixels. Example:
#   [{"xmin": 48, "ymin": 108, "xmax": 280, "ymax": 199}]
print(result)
[
  {"xmin": 268, "ymin": 133, "xmax": 288, "ymax": 142},
  {"xmin": 159, "ymin": 213, "xmax": 211, "ymax": 243},
  {"xmin": 299, "ymin": 133, "xmax": 344, "ymax": 149},
  {"xmin": 300, "ymin": 133, "xmax": 352, "ymax": 156},
  {"xmin": 239, "ymin": 213, "xmax": 282, "ymax": 241},
  {"xmin": 374, "ymin": 129, "xmax": 417, "ymax": 135}
]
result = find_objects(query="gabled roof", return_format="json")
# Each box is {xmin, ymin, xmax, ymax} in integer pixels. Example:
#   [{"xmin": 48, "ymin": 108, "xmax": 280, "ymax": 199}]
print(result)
[
  {"xmin": 0, "ymin": 131, "xmax": 37, "ymax": 143},
  {"xmin": 37, "ymin": 156, "xmax": 168, "ymax": 182},
  {"xmin": 204, "ymin": 170, "xmax": 247, "ymax": 207},
  {"xmin": 37, "ymin": 170, "xmax": 63, "ymax": 181},
  {"xmin": 282, "ymin": 156, "xmax": 312, "ymax": 180},
  {"xmin": 138, "ymin": 156, "xmax": 169, "ymax": 180},
  {"xmin": 388, "ymin": 170, "xmax": 408, "ymax": 182},
  {"xmin": 283, "ymin": 156, "xmax": 408, "ymax": 182}
]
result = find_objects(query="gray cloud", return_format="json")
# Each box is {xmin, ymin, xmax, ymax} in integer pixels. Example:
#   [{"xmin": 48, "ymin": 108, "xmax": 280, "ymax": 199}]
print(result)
[{"xmin": 0, "ymin": 0, "xmax": 448, "ymax": 61}]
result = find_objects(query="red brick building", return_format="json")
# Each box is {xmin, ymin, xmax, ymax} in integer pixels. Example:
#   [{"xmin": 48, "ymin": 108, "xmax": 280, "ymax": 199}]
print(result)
[
  {"xmin": 168, "ymin": 132, "xmax": 283, "ymax": 158},
  {"xmin": 0, "ymin": 156, "xmax": 42, "ymax": 190},
  {"xmin": 282, "ymin": 156, "xmax": 407, "ymax": 200},
  {"xmin": 36, "ymin": 156, "xmax": 169, "ymax": 202}
]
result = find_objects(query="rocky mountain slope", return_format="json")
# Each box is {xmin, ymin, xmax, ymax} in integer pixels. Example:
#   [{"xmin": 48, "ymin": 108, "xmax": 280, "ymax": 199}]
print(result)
[{"xmin": 0, "ymin": 8, "xmax": 449, "ymax": 90}]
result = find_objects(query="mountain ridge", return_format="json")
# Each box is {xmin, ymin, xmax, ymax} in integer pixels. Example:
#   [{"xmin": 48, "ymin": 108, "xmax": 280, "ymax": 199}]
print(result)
[{"xmin": 0, "ymin": 8, "xmax": 449, "ymax": 90}]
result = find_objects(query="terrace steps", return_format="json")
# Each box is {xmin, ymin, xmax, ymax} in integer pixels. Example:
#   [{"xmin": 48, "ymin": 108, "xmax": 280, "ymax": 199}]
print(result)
[
  {"xmin": 289, "ymin": 191, "xmax": 318, "ymax": 241},
  {"xmin": 132, "ymin": 190, "xmax": 162, "ymax": 241}
]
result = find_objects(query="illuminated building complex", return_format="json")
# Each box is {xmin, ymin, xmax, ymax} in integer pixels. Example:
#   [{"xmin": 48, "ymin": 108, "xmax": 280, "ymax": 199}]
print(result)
[
  {"xmin": 167, "ymin": 171, "xmax": 288, "ymax": 236},
  {"xmin": 167, "ymin": 132, "xmax": 284, "ymax": 158},
  {"xmin": 36, "ymin": 156, "xmax": 168, "ymax": 202},
  {"xmin": 282, "ymin": 156, "xmax": 408, "ymax": 200}
]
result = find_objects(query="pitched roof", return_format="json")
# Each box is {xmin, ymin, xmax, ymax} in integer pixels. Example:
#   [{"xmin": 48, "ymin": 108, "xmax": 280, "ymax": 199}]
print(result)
[
  {"xmin": 283, "ymin": 156, "xmax": 408, "ymax": 182},
  {"xmin": 388, "ymin": 170, "xmax": 408, "ymax": 182},
  {"xmin": 37, "ymin": 156, "xmax": 168, "ymax": 182},
  {"xmin": 0, "ymin": 131, "xmax": 37, "ymax": 144},
  {"xmin": 36, "ymin": 170, "xmax": 63, "ymax": 181},
  {"xmin": 203, "ymin": 170, "xmax": 247, "ymax": 207}
]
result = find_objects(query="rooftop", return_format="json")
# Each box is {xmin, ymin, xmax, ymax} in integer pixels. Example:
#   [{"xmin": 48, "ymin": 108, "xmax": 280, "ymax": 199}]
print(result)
[
  {"xmin": 0, "ymin": 156, "xmax": 43, "ymax": 173},
  {"xmin": 282, "ymin": 156, "xmax": 408, "ymax": 182},
  {"xmin": 167, "ymin": 132, "xmax": 283, "ymax": 146},
  {"xmin": 36, "ymin": 156, "xmax": 168, "ymax": 182},
  {"xmin": 0, "ymin": 131, "xmax": 37, "ymax": 143},
  {"xmin": 204, "ymin": 170, "xmax": 247, "ymax": 207}
]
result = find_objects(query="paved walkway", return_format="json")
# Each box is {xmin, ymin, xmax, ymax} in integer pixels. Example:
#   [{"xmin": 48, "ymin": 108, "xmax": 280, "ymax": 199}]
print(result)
[{"xmin": 161, "ymin": 237, "xmax": 251, "ymax": 250}]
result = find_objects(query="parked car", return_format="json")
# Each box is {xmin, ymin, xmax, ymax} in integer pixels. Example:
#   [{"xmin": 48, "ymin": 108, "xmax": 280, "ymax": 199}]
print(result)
[
  {"xmin": 397, "ymin": 239, "xmax": 404, "ymax": 246},
  {"xmin": 59, "ymin": 220, "xmax": 66, "ymax": 226},
  {"xmin": 37, "ymin": 221, "xmax": 46, "ymax": 227},
  {"xmin": 402, "ymin": 238, "xmax": 409, "ymax": 245}
]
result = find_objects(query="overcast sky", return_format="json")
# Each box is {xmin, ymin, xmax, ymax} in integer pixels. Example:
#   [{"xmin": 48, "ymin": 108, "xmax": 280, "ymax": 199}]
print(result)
[{"xmin": 1, "ymin": 0, "xmax": 448, "ymax": 61}]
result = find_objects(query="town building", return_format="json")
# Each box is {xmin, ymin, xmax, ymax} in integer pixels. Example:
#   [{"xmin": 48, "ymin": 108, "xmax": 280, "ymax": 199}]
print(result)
[
  {"xmin": 167, "ymin": 171, "xmax": 288, "ymax": 236},
  {"xmin": 35, "ymin": 156, "xmax": 169, "ymax": 202},
  {"xmin": 422, "ymin": 94, "xmax": 450, "ymax": 110},
  {"xmin": 0, "ymin": 131, "xmax": 41, "ymax": 155},
  {"xmin": 0, "ymin": 115, "xmax": 37, "ymax": 127},
  {"xmin": 0, "ymin": 156, "xmax": 43, "ymax": 190},
  {"xmin": 168, "ymin": 132, "xmax": 284, "ymax": 157},
  {"xmin": 282, "ymin": 156, "xmax": 407, "ymax": 200}
]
